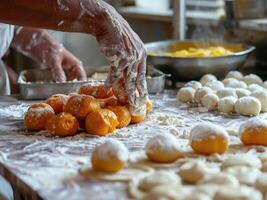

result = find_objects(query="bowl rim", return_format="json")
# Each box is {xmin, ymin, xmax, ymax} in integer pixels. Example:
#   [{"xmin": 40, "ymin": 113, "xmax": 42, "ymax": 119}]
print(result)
[{"xmin": 145, "ymin": 39, "xmax": 255, "ymax": 60}]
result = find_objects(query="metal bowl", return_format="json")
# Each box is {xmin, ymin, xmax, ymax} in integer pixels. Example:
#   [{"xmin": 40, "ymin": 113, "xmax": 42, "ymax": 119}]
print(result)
[{"xmin": 145, "ymin": 40, "xmax": 255, "ymax": 81}]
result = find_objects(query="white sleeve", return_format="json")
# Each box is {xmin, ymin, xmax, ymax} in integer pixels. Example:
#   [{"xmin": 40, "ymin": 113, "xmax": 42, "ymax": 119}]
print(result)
[{"xmin": 0, "ymin": 23, "xmax": 14, "ymax": 58}]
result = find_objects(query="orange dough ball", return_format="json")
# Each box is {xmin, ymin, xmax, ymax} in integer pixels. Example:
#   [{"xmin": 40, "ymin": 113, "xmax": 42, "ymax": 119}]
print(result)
[
  {"xmin": 107, "ymin": 106, "xmax": 131, "ymax": 128},
  {"xmin": 97, "ymin": 96, "xmax": 120, "ymax": 108},
  {"xmin": 131, "ymin": 113, "xmax": 146, "ymax": 124},
  {"xmin": 91, "ymin": 139, "xmax": 129, "ymax": 173},
  {"xmin": 64, "ymin": 95, "xmax": 100, "ymax": 120},
  {"xmin": 78, "ymin": 83, "xmax": 113, "ymax": 98},
  {"xmin": 85, "ymin": 109, "xmax": 119, "ymax": 136},
  {"xmin": 239, "ymin": 118, "xmax": 267, "ymax": 146},
  {"xmin": 46, "ymin": 112, "xmax": 79, "ymax": 137},
  {"xmin": 24, "ymin": 103, "xmax": 54, "ymax": 131},
  {"xmin": 190, "ymin": 123, "xmax": 229, "ymax": 155},
  {"xmin": 146, "ymin": 99, "xmax": 153, "ymax": 113},
  {"xmin": 112, "ymin": 77, "xmax": 128, "ymax": 105},
  {"xmin": 46, "ymin": 94, "xmax": 69, "ymax": 114}
]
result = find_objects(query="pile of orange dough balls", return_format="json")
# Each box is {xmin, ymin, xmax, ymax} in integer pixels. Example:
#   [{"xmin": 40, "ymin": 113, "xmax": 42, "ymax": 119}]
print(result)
[{"xmin": 24, "ymin": 80, "xmax": 153, "ymax": 137}]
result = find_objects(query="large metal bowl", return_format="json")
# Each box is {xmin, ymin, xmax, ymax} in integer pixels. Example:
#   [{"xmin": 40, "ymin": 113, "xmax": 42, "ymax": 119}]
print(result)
[{"xmin": 145, "ymin": 40, "xmax": 255, "ymax": 81}]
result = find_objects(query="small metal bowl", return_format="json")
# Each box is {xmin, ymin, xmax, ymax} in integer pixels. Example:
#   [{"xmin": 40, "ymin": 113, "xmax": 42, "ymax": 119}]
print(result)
[
  {"xmin": 145, "ymin": 40, "xmax": 255, "ymax": 81},
  {"xmin": 146, "ymin": 67, "xmax": 169, "ymax": 94}
]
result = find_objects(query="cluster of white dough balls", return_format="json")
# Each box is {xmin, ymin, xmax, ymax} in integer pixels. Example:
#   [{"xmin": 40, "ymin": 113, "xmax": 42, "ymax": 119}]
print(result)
[{"xmin": 176, "ymin": 71, "xmax": 267, "ymax": 116}]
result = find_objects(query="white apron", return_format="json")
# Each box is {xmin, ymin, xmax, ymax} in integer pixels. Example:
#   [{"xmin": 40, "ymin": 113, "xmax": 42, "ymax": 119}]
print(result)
[{"xmin": 0, "ymin": 23, "xmax": 14, "ymax": 95}]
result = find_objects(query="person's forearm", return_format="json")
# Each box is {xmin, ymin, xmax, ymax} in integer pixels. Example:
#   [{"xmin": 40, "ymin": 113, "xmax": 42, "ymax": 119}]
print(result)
[
  {"xmin": 12, "ymin": 27, "xmax": 61, "ymax": 64},
  {"xmin": 0, "ymin": 0, "xmax": 105, "ymax": 35}
]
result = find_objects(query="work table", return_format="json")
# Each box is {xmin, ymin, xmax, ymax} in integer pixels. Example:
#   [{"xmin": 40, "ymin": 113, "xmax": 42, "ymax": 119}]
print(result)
[{"xmin": 0, "ymin": 90, "xmax": 264, "ymax": 200}]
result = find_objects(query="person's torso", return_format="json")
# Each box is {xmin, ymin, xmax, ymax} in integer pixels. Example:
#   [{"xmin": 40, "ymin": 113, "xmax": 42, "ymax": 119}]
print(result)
[{"xmin": 0, "ymin": 23, "xmax": 14, "ymax": 58}]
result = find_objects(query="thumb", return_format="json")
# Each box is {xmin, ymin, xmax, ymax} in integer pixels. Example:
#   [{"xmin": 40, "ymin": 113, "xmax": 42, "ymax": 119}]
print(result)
[{"xmin": 50, "ymin": 63, "xmax": 66, "ymax": 82}]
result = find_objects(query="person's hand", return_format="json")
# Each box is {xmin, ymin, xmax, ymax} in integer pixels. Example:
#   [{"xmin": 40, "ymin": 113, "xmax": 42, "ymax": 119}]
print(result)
[
  {"xmin": 82, "ymin": 1, "xmax": 148, "ymax": 115},
  {"xmin": 41, "ymin": 44, "xmax": 87, "ymax": 82},
  {"xmin": 12, "ymin": 27, "xmax": 87, "ymax": 82}
]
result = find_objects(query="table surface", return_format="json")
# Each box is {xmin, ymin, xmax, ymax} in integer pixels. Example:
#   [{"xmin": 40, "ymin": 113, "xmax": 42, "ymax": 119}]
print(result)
[{"xmin": 0, "ymin": 90, "xmax": 263, "ymax": 200}]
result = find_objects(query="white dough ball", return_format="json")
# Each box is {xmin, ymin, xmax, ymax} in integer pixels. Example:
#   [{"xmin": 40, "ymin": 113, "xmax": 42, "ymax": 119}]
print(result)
[
  {"xmin": 243, "ymin": 74, "xmax": 263, "ymax": 86},
  {"xmin": 194, "ymin": 87, "xmax": 214, "ymax": 104},
  {"xmin": 198, "ymin": 173, "xmax": 239, "ymax": 187},
  {"xmin": 177, "ymin": 87, "xmax": 195, "ymax": 103},
  {"xmin": 263, "ymin": 81, "xmax": 267, "ymax": 89},
  {"xmin": 185, "ymin": 81, "xmax": 202, "ymax": 90},
  {"xmin": 216, "ymin": 88, "xmax": 237, "ymax": 99},
  {"xmin": 201, "ymin": 93, "xmax": 219, "ymax": 111},
  {"xmin": 251, "ymin": 90, "xmax": 267, "ymax": 112},
  {"xmin": 222, "ymin": 78, "xmax": 238, "ymax": 87},
  {"xmin": 205, "ymin": 80, "xmax": 224, "ymax": 92},
  {"xmin": 200, "ymin": 74, "xmax": 217, "ymax": 85},
  {"xmin": 218, "ymin": 97, "xmax": 237, "ymax": 114},
  {"xmin": 225, "ymin": 71, "xmax": 244, "ymax": 80},
  {"xmin": 146, "ymin": 133, "xmax": 182, "ymax": 163},
  {"xmin": 235, "ymin": 96, "xmax": 261, "ymax": 116},
  {"xmin": 235, "ymin": 88, "xmax": 251, "ymax": 98},
  {"xmin": 247, "ymin": 84, "xmax": 265, "ymax": 92}
]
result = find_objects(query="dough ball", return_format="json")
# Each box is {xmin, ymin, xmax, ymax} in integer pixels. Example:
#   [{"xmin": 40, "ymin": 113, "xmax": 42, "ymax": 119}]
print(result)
[
  {"xmin": 263, "ymin": 81, "xmax": 267, "ymax": 89},
  {"xmin": 225, "ymin": 71, "xmax": 244, "ymax": 80},
  {"xmin": 216, "ymin": 88, "xmax": 237, "ymax": 99},
  {"xmin": 195, "ymin": 87, "xmax": 214, "ymax": 104},
  {"xmin": 256, "ymin": 173, "xmax": 267, "ymax": 194},
  {"xmin": 179, "ymin": 160, "xmax": 217, "ymax": 184},
  {"xmin": 177, "ymin": 87, "xmax": 195, "ymax": 103},
  {"xmin": 194, "ymin": 184, "xmax": 219, "ymax": 198},
  {"xmin": 91, "ymin": 139, "xmax": 129, "ymax": 173},
  {"xmin": 243, "ymin": 74, "xmax": 263, "ymax": 86},
  {"xmin": 201, "ymin": 93, "xmax": 219, "ymax": 111},
  {"xmin": 234, "ymin": 96, "xmax": 261, "ymax": 116},
  {"xmin": 139, "ymin": 171, "xmax": 181, "ymax": 191},
  {"xmin": 251, "ymin": 90, "xmax": 267, "ymax": 112},
  {"xmin": 235, "ymin": 88, "xmax": 251, "ymax": 98},
  {"xmin": 223, "ymin": 166, "xmax": 260, "ymax": 185},
  {"xmin": 214, "ymin": 185, "xmax": 262, "ymax": 200},
  {"xmin": 239, "ymin": 117, "xmax": 267, "ymax": 146},
  {"xmin": 185, "ymin": 81, "xmax": 202, "ymax": 90},
  {"xmin": 247, "ymin": 84, "xmax": 265, "ymax": 92},
  {"xmin": 200, "ymin": 74, "xmax": 217, "ymax": 85},
  {"xmin": 223, "ymin": 78, "xmax": 247, "ymax": 89},
  {"xmin": 218, "ymin": 97, "xmax": 237, "ymax": 114},
  {"xmin": 190, "ymin": 123, "xmax": 229, "ymax": 155},
  {"xmin": 198, "ymin": 173, "xmax": 239, "ymax": 187},
  {"xmin": 146, "ymin": 133, "xmax": 182, "ymax": 163},
  {"xmin": 205, "ymin": 80, "xmax": 224, "ymax": 92},
  {"xmin": 221, "ymin": 154, "xmax": 262, "ymax": 169},
  {"xmin": 143, "ymin": 185, "xmax": 191, "ymax": 200}
]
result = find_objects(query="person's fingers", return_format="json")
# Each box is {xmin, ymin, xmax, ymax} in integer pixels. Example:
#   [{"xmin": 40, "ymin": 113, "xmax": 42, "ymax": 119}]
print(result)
[
  {"xmin": 124, "ymin": 64, "xmax": 138, "ymax": 106},
  {"xmin": 69, "ymin": 62, "xmax": 87, "ymax": 81},
  {"xmin": 106, "ymin": 65, "xmax": 117, "ymax": 87},
  {"xmin": 50, "ymin": 61, "xmax": 66, "ymax": 82},
  {"xmin": 136, "ymin": 57, "xmax": 148, "ymax": 99}
]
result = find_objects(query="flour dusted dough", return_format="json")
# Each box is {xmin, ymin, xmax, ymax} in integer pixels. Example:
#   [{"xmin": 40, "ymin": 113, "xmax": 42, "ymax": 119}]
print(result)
[
  {"xmin": 251, "ymin": 90, "xmax": 267, "ymax": 112},
  {"xmin": 201, "ymin": 93, "xmax": 219, "ymax": 111},
  {"xmin": 200, "ymin": 74, "xmax": 217, "ymax": 85},
  {"xmin": 179, "ymin": 160, "xmax": 218, "ymax": 184},
  {"xmin": 146, "ymin": 133, "xmax": 182, "ymax": 163},
  {"xmin": 225, "ymin": 71, "xmax": 244, "ymax": 80},
  {"xmin": 142, "ymin": 185, "xmax": 191, "ymax": 200},
  {"xmin": 256, "ymin": 173, "xmax": 267, "ymax": 194},
  {"xmin": 235, "ymin": 88, "xmax": 251, "ymax": 98},
  {"xmin": 218, "ymin": 97, "xmax": 237, "ymax": 114},
  {"xmin": 198, "ymin": 173, "xmax": 239, "ymax": 187},
  {"xmin": 214, "ymin": 185, "xmax": 262, "ymax": 200},
  {"xmin": 216, "ymin": 88, "xmax": 237, "ymax": 99},
  {"xmin": 223, "ymin": 78, "xmax": 247, "ymax": 89},
  {"xmin": 185, "ymin": 81, "xmax": 202, "ymax": 90},
  {"xmin": 243, "ymin": 74, "xmax": 263, "ymax": 86},
  {"xmin": 195, "ymin": 87, "xmax": 214, "ymax": 104},
  {"xmin": 205, "ymin": 80, "xmax": 224, "ymax": 91},
  {"xmin": 177, "ymin": 87, "xmax": 195, "ymax": 103},
  {"xmin": 138, "ymin": 171, "xmax": 181, "ymax": 191},
  {"xmin": 223, "ymin": 166, "xmax": 260, "ymax": 185},
  {"xmin": 248, "ymin": 84, "xmax": 265, "ymax": 92},
  {"xmin": 80, "ymin": 163, "xmax": 154, "ymax": 182},
  {"xmin": 234, "ymin": 96, "xmax": 261, "ymax": 116},
  {"xmin": 221, "ymin": 154, "xmax": 262, "ymax": 169}
]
